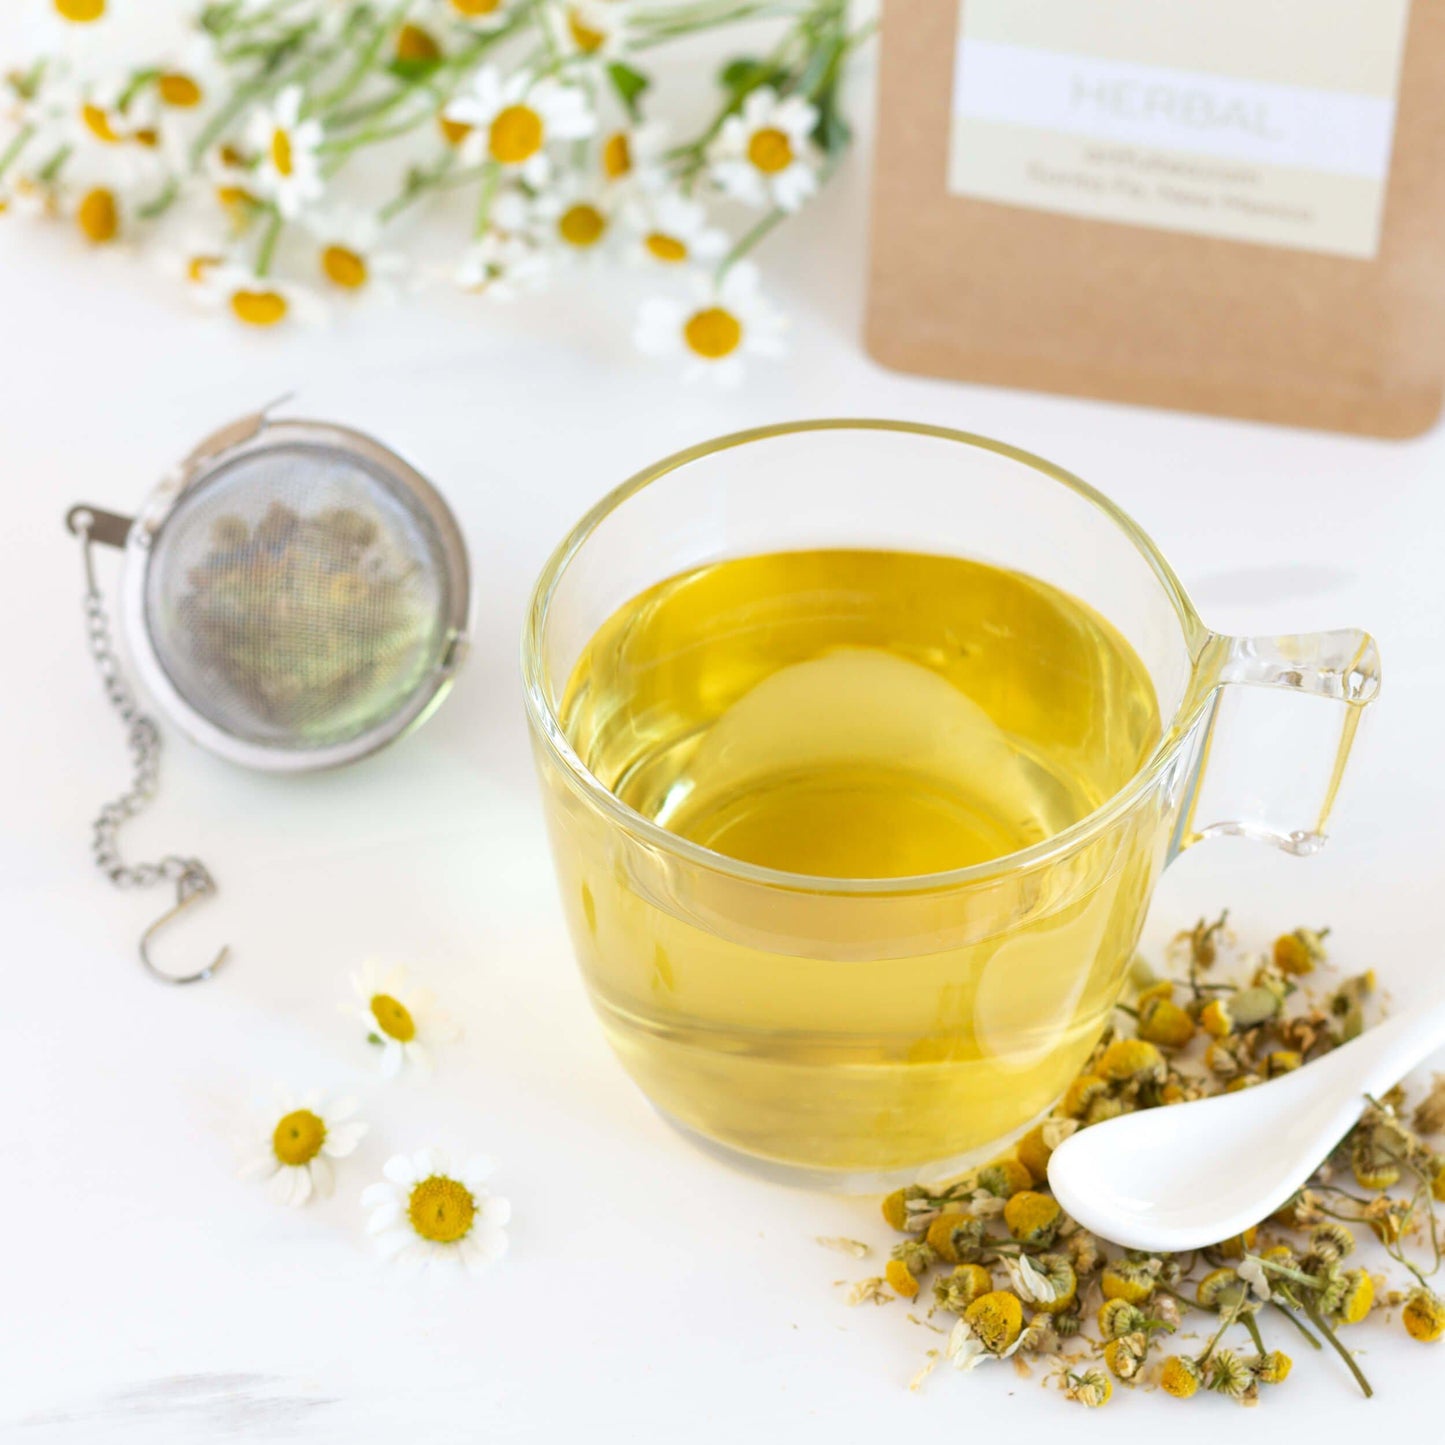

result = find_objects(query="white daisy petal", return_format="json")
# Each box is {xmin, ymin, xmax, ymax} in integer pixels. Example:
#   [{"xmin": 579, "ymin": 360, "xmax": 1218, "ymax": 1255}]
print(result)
[
  {"xmin": 323, "ymin": 1121, "xmax": 367, "ymax": 1157},
  {"xmin": 384, "ymin": 1153, "xmax": 419, "ymax": 1187}
]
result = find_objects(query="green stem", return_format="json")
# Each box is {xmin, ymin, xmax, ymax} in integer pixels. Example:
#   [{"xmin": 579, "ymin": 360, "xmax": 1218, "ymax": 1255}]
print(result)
[
  {"xmin": 0, "ymin": 124, "xmax": 35, "ymax": 181},
  {"xmin": 254, "ymin": 208, "xmax": 284, "ymax": 276},
  {"xmin": 1270, "ymin": 1301, "xmax": 1323, "ymax": 1350},
  {"xmin": 719, "ymin": 206, "xmax": 786, "ymax": 278},
  {"xmin": 1302, "ymin": 1298, "xmax": 1373, "ymax": 1398}
]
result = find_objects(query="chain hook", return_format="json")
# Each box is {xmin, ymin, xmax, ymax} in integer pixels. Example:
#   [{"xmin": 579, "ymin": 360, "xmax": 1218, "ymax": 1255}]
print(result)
[{"xmin": 138, "ymin": 864, "xmax": 230, "ymax": 985}]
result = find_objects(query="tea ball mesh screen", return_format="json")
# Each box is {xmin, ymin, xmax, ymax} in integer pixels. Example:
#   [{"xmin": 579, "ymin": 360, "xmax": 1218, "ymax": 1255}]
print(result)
[{"xmin": 141, "ymin": 439, "xmax": 459, "ymax": 757}]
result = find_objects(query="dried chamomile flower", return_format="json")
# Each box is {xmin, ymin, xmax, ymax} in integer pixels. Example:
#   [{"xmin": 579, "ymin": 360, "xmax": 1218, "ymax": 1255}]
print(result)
[
  {"xmin": 1213, "ymin": 1225, "xmax": 1259, "ymax": 1260},
  {"xmin": 884, "ymin": 1258, "xmax": 921, "ymax": 1300},
  {"xmin": 926, "ymin": 1210, "xmax": 984, "ymax": 1264},
  {"xmin": 1101, "ymin": 1257, "xmax": 1159, "ymax": 1305},
  {"xmin": 1138, "ymin": 994, "xmax": 1196, "ymax": 1049},
  {"xmin": 1064, "ymin": 1368, "xmax": 1112, "ymax": 1407},
  {"xmin": 1206, "ymin": 1348, "xmax": 1256, "ymax": 1402},
  {"xmin": 1062, "ymin": 1073, "xmax": 1109, "ymax": 1119},
  {"xmin": 1158, "ymin": 1354, "xmax": 1202, "ymax": 1398},
  {"xmin": 1308, "ymin": 1222, "xmax": 1356, "ymax": 1265},
  {"xmin": 1098, "ymin": 1037, "xmax": 1165, "ymax": 1083},
  {"xmin": 1196, "ymin": 1267, "xmax": 1244, "ymax": 1309},
  {"xmin": 1352, "ymin": 1132, "xmax": 1402, "ymax": 1191},
  {"xmin": 1102, "ymin": 1330, "xmax": 1150, "ymax": 1382},
  {"xmin": 1001, "ymin": 1252, "xmax": 1073, "ymax": 1310},
  {"xmin": 1413, "ymin": 1074, "xmax": 1445, "ymax": 1137},
  {"xmin": 1097, "ymin": 1299, "xmax": 1148, "ymax": 1338},
  {"xmin": 932, "ymin": 1263, "xmax": 993, "ymax": 1315},
  {"xmin": 1200, "ymin": 998, "xmax": 1234, "ymax": 1038},
  {"xmin": 976, "ymin": 1158, "xmax": 1033, "ymax": 1198},
  {"xmin": 1015, "ymin": 1119, "xmax": 1076, "ymax": 1184},
  {"xmin": 1250, "ymin": 1350, "xmax": 1293, "ymax": 1384},
  {"xmin": 1066, "ymin": 1229, "xmax": 1103, "ymax": 1277},
  {"xmin": 1403, "ymin": 1287, "xmax": 1445, "ymax": 1343},
  {"xmin": 960, "ymin": 1290, "xmax": 1024, "ymax": 1357},
  {"xmin": 1273, "ymin": 927, "xmax": 1328, "ymax": 976},
  {"xmin": 890, "ymin": 1238, "xmax": 937, "ymax": 1276},
  {"xmin": 1003, "ymin": 1190, "xmax": 1062, "ymax": 1246},
  {"xmin": 1323, "ymin": 1269, "xmax": 1375, "ymax": 1325}
]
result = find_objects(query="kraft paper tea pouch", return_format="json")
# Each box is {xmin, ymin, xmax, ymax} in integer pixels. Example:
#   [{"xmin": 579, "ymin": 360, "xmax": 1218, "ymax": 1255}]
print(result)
[{"xmin": 866, "ymin": 0, "xmax": 1445, "ymax": 437}]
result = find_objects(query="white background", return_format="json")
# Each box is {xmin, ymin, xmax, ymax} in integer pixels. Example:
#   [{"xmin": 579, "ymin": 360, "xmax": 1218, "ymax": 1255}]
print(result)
[{"xmin": 3, "ymin": 5, "xmax": 1443, "ymax": 1440}]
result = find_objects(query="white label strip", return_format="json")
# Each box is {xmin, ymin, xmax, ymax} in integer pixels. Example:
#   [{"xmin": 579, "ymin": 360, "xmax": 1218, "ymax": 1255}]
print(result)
[{"xmin": 955, "ymin": 37, "xmax": 1399, "ymax": 179}]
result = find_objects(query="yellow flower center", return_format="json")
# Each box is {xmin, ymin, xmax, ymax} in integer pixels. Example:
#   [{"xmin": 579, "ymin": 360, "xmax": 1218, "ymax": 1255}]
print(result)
[
  {"xmin": 683, "ymin": 306, "xmax": 742, "ymax": 360},
  {"xmin": 187, "ymin": 254, "xmax": 222, "ymax": 283},
  {"xmin": 230, "ymin": 288, "xmax": 289, "ymax": 326},
  {"xmin": 272, "ymin": 1108, "xmax": 327, "ymax": 1166},
  {"xmin": 322, "ymin": 244, "xmax": 369, "ymax": 289},
  {"xmin": 370, "ymin": 992, "xmax": 416, "ymax": 1042},
  {"xmin": 158, "ymin": 72, "xmax": 203, "ymax": 107},
  {"xmin": 216, "ymin": 184, "xmax": 256, "ymax": 215},
  {"xmin": 408, "ymin": 1175, "xmax": 476, "ymax": 1243},
  {"xmin": 451, "ymin": 0, "xmax": 502, "ymax": 13},
  {"xmin": 558, "ymin": 202, "xmax": 606, "ymax": 247},
  {"xmin": 567, "ymin": 9, "xmax": 607, "ymax": 53},
  {"xmin": 81, "ymin": 103, "xmax": 122, "ymax": 144},
  {"xmin": 271, "ymin": 127, "xmax": 294, "ymax": 178},
  {"xmin": 489, "ymin": 104, "xmax": 543, "ymax": 165},
  {"xmin": 55, "ymin": 0, "xmax": 106, "ymax": 21},
  {"xmin": 645, "ymin": 231, "xmax": 688, "ymax": 263},
  {"xmin": 601, "ymin": 131, "xmax": 631, "ymax": 180},
  {"xmin": 747, "ymin": 126, "xmax": 794, "ymax": 175},
  {"xmin": 76, "ymin": 187, "xmax": 118, "ymax": 243},
  {"xmin": 133, "ymin": 127, "xmax": 160, "ymax": 148},
  {"xmin": 396, "ymin": 23, "xmax": 441, "ymax": 62},
  {"xmin": 439, "ymin": 115, "xmax": 473, "ymax": 146}
]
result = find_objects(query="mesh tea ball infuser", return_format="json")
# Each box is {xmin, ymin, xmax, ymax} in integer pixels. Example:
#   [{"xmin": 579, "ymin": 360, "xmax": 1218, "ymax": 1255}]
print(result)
[{"xmin": 66, "ymin": 401, "xmax": 472, "ymax": 984}]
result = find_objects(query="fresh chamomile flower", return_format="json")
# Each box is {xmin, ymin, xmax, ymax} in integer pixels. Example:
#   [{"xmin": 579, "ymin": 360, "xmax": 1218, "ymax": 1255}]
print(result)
[
  {"xmin": 435, "ymin": 0, "xmax": 518, "ymax": 31},
  {"xmin": 536, "ymin": 176, "xmax": 615, "ymax": 258},
  {"xmin": 245, "ymin": 85, "xmax": 324, "ymax": 219},
  {"xmin": 26, "ymin": 0, "xmax": 114, "ymax": 61},
  {"xmin": 148, "ymin": 36, "xmax": 224, "ymax": 162},
  {"xmin": 362, "ymin": 1149, "xmax": 510, "ymax": 1273},
  {"xmin": 305, "ymin": 208, "xmax": 407, "ymax": 298},
  {"xmin": 625, "ymin": 190, "xmax": 727, "ymax": 268},
  {"xmin": 548, "ymin": 0, "xmax": 633, "ymax": 60},
  {"xmin": 453, "ymin": 229, "xmax": 550, "ymax": 299},
  {"xmin": 634, "ymin": 260, "xmax": 785, "ymax": 385},
  {"xmin": 238, "ymin": 1090, "xmax": 367, "ymax": 1207},
  {"xmin": 444, "ymin": 67, "xmax": 594, "ymax": 185},
  {"xmin": 195, "ymin": 262, "xmax": 325, "ymax": 328},
  {"xmin": 158, "ymin": 228, "xmax": 237, "ymax": 293},
  {"xmin": 72, "ymin": 182, "xmax": 125, "ymax": 244},
  {"xmin": 708, "ymin": 86, "xmax": 820, "ymax": 212},
  {"xmin": 203, "ymin": 143, "xmax": 264, "ymax": 227},
  {"xmin": 348, "ymin": 961, "xmax": 460, "ymax": 1077},
  {"xmin": 597, "ymin": 119, "xmax": 669, "ymax": 191}
]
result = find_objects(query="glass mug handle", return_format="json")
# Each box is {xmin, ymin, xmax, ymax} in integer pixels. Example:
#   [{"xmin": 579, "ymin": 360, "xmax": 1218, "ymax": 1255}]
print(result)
[{"xmin": 1174, "ymin": 628, "xmax": 1382, "ymax": 859}]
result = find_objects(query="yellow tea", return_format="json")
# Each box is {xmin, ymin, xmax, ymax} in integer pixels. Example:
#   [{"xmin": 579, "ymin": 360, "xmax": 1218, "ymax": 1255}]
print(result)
[{"xmin": 553, "ymin": 549, "xmax": 1164, "ymax": 1173}]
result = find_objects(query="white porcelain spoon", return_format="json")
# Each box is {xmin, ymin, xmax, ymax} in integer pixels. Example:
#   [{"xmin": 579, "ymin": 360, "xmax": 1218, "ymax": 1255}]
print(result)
[{"xmin": 1047, "ymin": 1001, "xmax": 1445, "ymax": 1252}]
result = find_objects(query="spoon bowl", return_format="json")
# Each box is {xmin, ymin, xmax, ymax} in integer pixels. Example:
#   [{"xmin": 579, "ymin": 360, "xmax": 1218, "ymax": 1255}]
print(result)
[{"xmin": 1047, "ymin": 1004, "xmax": 1445, "ymax": 1252}]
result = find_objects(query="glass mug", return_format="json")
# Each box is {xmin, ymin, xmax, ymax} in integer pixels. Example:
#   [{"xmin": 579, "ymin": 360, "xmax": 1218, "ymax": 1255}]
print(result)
[{"xmin": 523, "ymin": 422, "xmax": 1380, "ymax": 1188}]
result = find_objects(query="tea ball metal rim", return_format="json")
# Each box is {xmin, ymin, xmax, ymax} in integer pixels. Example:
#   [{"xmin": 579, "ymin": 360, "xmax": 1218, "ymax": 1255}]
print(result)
[{"xmin": 117, "ymin": 416, "xmax": 472, "ymax": 774}]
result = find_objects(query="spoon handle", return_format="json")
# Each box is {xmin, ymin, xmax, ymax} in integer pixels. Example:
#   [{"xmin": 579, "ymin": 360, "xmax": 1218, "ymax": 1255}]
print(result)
[{"xmin": 1354, "ymin": 995, "xmax": 1445, "ymax": 1099}]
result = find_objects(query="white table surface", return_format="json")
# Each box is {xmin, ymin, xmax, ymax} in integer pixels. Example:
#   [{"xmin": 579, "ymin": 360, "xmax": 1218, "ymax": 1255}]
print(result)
[{"xmin": 4, "ymin": 7, "xmax": 1444, "ymax": 1441}]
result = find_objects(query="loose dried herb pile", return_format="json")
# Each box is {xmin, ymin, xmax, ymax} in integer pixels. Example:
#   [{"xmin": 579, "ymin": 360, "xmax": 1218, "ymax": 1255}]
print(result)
[
  {"xmin": 181, "ymin": 503, "xmax": 427, "ymax": 733},
  {"xmin": 842, "ymin": 916, "xmax": 1445, "ymax": 1406}
]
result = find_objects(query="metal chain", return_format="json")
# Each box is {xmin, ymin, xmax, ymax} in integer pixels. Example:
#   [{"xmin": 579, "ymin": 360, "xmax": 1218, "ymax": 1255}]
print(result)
[{"xmin": 77, "ymin": 518, "xmax": 215, "ymax": 898}]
